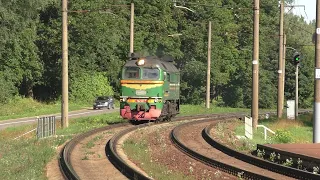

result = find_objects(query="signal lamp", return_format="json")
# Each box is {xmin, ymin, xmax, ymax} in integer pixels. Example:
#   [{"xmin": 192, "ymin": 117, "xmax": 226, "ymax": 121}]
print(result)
[
  {"xmin": 136, "ymin": 59, "xmax": 145, "ymax": 66},
  {"xmin": 293, "ymin": 53, "xmax": 300, "ymax": 65}
]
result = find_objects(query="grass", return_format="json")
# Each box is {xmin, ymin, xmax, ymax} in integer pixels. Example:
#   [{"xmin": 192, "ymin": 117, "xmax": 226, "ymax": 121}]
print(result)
[
  {"xmin": 0, "ymin": 97, "xmax": 90, "ymax": 121},
  {"xmin": 179, "ymin": 104, "xmax": 251, "ymax": 116},
  {"xmin": 123, "ymin": 137, "xmax": 192, "ymax": 180},
  {"xmin": 0, "ymin": 101, "xmax": 313, "ymax": 179},
  {"xmin": 0, "ymin": 112, "xmax": 124, "ymax": 180},
  {"xmin": 234, "ymin": 113, "xmax": 313, "ymax": 151}
]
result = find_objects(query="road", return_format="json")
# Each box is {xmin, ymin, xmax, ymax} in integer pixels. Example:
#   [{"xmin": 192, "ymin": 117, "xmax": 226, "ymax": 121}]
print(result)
[{"xmin": 0, "ymin": 108, "xmax": 119, "ymax": 130}]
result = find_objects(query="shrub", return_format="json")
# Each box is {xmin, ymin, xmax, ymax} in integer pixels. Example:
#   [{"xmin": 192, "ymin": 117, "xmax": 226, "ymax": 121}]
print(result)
[
  {"xmin": 273, "ymin": 129, "xmax": 293, "ymax": 143},
  {"xmin": 70, "ymin": 72, "xmax": 114, "ymax": 103}
]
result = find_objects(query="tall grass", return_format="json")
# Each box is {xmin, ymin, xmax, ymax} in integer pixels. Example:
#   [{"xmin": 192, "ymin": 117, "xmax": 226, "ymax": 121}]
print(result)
[
  {"xmin": 0, "ymin": 112, "xmax": 124, "ymax": 180},
  {"xmin": 234, "ymin": 113, "xmax": 313, "ymax": 150},
  {"xmin": 179, "ymin": 104, "xmax": 250, "ymax": 116},
  {"xmin": 0, "ymin": 97, "xmax": 89, "ymax": 121}
]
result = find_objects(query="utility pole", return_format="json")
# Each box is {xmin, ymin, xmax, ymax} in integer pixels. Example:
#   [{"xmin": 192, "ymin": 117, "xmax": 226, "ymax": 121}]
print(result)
[
  {"xmin": 283, "ymin": 34, "xmax": 286, "ymax": 107},
  {"xmin": 314, "ymin": 0, "xmax": 320, "ymax": 143},
  {"xmin": 206, "ymin": 21, "xmax": 212, "ymax": 109},
  {"xmin": 277, "ymin": 0, "xmax": 284, "ymax": 118},
  {"xmin": 252, "ymin": 0, "xmax": 260, "ymax": 130},
  {"xmin": 130, "ymin": 3, "xmax": 134, "ymax": 53},
  {"xmin": 61, "ymin": 0, "xmax": 69, "ymax": 128}
]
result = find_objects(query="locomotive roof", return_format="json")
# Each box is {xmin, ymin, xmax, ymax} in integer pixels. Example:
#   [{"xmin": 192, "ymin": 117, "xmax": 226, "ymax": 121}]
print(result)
[{"xmin": 124, "ymin": 56, "xmax": 179, "ymax": 73}]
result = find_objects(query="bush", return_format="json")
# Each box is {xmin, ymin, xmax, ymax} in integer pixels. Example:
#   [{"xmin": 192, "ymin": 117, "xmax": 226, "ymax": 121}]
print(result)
[
  {"xmin": 0, "ymin": 72, "xmax": 17, "ymax": 104},
  {"xmin": 70, "ymin": 72, "xmax": 114, "ymax": 103},
  {"xmin": 272, "ymin": 129, "xmax": 293, "ymax": 143}
]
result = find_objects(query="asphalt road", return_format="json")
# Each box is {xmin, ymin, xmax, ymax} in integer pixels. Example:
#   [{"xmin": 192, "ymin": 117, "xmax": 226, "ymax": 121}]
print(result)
[{"xmin": 0, "ymin": 108, "xmax": 119, "ymax": 130}]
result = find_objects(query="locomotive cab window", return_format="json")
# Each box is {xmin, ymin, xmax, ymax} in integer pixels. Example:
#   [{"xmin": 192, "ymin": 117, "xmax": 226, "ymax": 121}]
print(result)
[
  {"xmin": 142, "ymin": 68, "xmax": 160, "ymax": 80},
  {"xmin": 124, "ymin": 67, "xmax": 140, "ymax": 79}
]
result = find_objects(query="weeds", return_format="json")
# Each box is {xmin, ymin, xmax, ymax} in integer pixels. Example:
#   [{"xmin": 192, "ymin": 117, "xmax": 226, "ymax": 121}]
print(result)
[
  {"xmin": 297, "ymin": 158, "xmax": 303, "ymax": 169},
  {"xmin": 257, "ymin": 149, "xmax": 265, "ymax": 158},
  {"xmin": 313, "ymin": 166, "xmax": 319, "ymax": 174},
  {"xmin": 283, "ymin": 158, "xmax": 293, "ymax": 167},
  {"xmin": 269, "ymin": 152, "xmax": 276, "ymax": 162}
]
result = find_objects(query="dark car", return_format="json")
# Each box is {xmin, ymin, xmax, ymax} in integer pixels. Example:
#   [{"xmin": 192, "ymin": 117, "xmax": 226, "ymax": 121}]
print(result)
[{"xmin": 93, "ymin": 96, "xmax": 114, "ymax": 110}]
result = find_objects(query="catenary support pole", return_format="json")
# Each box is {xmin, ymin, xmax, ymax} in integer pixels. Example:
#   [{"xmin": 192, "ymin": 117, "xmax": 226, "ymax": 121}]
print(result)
[
  {"xmin": 277, "ymin": 0, "xmax": 284, "ymax": 118},
  {"xmin": 206, "ymin": 21, "xmax": 212, "ymax": 109},
  {"xmin": 314, "ymin": 0, "xmax": 320, "ymax": 143},
  {"xmin": 130, "ymin": 3, "xmax": 134, "ymax": 53},
  {"xmin": 252, "ymin": 0, "xmax": 260, "ymax": 130},
  {"xmin": 61, "ymin": 0, "xmax": 68, "ymax": 128}
]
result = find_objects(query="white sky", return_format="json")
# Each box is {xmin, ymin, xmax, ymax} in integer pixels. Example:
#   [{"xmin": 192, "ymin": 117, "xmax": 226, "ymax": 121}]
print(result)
[{"xmin": 292, "ymin": 0, "xmax": 316, "ymax": 22}]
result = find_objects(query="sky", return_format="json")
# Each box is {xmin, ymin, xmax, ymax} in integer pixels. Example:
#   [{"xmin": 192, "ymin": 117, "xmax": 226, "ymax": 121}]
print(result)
[{"xmin": 292, "ymin": 0, "xmax": 316, "ymax": 22}]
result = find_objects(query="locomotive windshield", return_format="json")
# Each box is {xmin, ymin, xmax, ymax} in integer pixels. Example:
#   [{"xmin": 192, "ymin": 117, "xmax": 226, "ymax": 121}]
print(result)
[
  {"xmin": 142, "ymin": 68, "xmax": 160, "ymax": 80},
  {"xmin": 124, "ymin": 67, "xmax": 140, "ymax": 79}
]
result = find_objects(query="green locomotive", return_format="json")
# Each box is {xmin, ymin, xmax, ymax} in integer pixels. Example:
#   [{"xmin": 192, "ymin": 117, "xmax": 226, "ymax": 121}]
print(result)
[{"xmin": 120, "ymin": 53, "xmax": 180, "ymax": 121}]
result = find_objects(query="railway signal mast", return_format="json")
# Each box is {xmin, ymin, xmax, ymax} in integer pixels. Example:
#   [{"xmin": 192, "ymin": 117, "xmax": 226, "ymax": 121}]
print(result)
[{"xmin": 292, "ymin": 52, "xmax": 300, "ymax": 120}]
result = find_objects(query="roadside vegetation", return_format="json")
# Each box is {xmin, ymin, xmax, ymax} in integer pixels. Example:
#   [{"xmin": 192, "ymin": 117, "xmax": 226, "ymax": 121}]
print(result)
[
  {"xmin": 0, "ymin": 103, "xmax": 315, "ymax": 179},
  {"xmin": 222, "ymin": 114, "xmax": 313, "ymax": 152},
  {"xmin": 0, "ymin": 96, "xmax": 121, "ymax": 121},
  {"xmin": 0, "ymin": 112, "xmax": 124, "ymax": 180},
  {"xmin": 0, "ymin": 97, "xmax": 89, "ymax": 121}
]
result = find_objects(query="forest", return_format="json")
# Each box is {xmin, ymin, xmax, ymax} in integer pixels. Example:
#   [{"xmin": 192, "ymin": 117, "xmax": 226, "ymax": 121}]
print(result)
[{"xmin": 0, "ymin": 0, "xmax": 315, "ymax": 109}]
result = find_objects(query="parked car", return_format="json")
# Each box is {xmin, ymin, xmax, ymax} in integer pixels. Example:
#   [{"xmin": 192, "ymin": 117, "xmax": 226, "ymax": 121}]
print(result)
[{"xmin": 93, "ymin": 96, "xmax": 114, "ymax": 110}]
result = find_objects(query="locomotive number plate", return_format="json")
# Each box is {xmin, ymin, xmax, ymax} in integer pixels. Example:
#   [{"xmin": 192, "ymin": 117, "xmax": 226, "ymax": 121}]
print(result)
[{"xmin": 136, "ymin": 90, "xmax": 146, "ymax": 95}]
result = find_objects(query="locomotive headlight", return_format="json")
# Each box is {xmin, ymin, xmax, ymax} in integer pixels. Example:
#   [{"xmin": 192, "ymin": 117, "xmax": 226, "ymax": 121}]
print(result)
[
  {"xmin": 136, "ymin": 59, "xmax": 145, "ymax": 66},
  {"xmin": 122, "ymin": 97, "xmax": 127, "ymax": 102},
  {"xmin": 154, "ymin": 98, "xmax": 158, "ymax": 103}
]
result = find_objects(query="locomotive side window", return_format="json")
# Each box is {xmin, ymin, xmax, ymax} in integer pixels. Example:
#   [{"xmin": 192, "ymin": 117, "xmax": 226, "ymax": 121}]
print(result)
[
  {"xmin": 170, "ymin": 73, "xmax": 177, "ymax": 82},
  {"xmin": 124, "ymin": 67, "xmax": 140, "ymax": 79},
  {"xmin": 142, "ymin": 68, "xmax": 160, "ymax": 80}
]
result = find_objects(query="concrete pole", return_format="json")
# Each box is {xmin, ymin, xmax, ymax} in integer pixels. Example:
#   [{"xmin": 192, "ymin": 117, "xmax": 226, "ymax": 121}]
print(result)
[
  {"xmin": 282, "ymin": 34, "xmax": 286, "ymax": 110},
  {"xmin": 130, "ymin": 3, "xmax": 134, "ymax": 53},
  {"xmin": 252, "ymin": 0, "xmax": 260, "ymax": 130},
  {"xmin": 295, "ymin": 64, "xmax": 299, "ymax": 120},
  {"xmin": 206, "ymin": 21, "xmax": 212, "ymax": 109},
  {"xmin": 61, "ymin": 0, "xmax": 69, "ymax": 128},
  {"xmin": 314, "ymin": 0, "xmax": 320, "ymax": 143},
  {"xmin": 277, "ymin": 0, "xmax": 284, "ymax": 118}
]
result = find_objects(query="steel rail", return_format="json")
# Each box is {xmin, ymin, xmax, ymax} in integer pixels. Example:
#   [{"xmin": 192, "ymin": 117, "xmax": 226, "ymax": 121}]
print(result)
[
  {"xmin": 256, "ymin": 144, "xmax": 320, "ymax": 174},
  {"xmin": 170, "ymin": 116, "xmax": 275, "ymax": 180},
  {"xmin": 105, "ymin": 113, "xmax": 243, "ymax": 179},
  {"xmin": 106, "ymin": 123, "xmax": 152, "ymax": 180},
  {"xmin": 59, "ymin": 122, "xmax": 130, "ymax": 180},
  {"xmin": 203, "ymin": 123, "xmax": 320, "ymax": 180}
]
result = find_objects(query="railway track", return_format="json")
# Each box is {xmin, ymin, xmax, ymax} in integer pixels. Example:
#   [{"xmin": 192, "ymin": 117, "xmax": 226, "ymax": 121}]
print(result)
[
  {"xmin": 59, "ymin": 111, "xmax": 315, "ymax": 179},
  {"xmin": 59, "ymin": 123, "xmax": 133, "ymax": 179},
  {"xmin": 59, "ymin": 113, "xmax": 243, "ymax": 179},
  {"xmin": 203, "ymin": 122, "xmax": 320, "ymax": 179},
  {"xmin": 171, "ymin": 118, "xmax": 293, "ymax": 179},
  {"xmin": 255, "ymin": 143, "xmax": 320, "ymax": 174}
]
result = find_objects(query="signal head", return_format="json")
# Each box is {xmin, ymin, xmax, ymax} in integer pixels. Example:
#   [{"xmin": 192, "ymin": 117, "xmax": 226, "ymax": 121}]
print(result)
[{"xmin": 293, "ymin": 53, "xmax": 300, "ymax": 65}]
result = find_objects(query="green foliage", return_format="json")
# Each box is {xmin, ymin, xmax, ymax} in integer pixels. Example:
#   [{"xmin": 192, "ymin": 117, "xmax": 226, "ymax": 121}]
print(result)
[
  {"xmin": 272, "ymin": 129, "xmax": 293, "ymax": 143},
  {"xmin": 0, "ymin": 72, "xmax": 17, "ymax": 104},
  {"xmin": 0, "ymin": 111, "xmax": 124, "ymax": 180},
  {"xmin": 0, "ymin": 0, "xmax": 316, "ymax": 109},
  {"xmin": 70, "ymin": 72, "xmax": 114, "ymax": 103},
  {"xmin": 0, "ymin": 97, "xmax": 88, "ymax": 121}
]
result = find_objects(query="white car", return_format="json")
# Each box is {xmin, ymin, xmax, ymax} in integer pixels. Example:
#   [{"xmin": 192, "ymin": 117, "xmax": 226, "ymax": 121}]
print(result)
[{"xmin": 93, "ymin": 96, "xmax": 114, "ymax": 110}]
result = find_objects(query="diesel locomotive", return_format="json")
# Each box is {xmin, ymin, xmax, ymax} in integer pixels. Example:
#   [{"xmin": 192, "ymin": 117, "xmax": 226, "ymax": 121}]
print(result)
[{"xmin": 120, "ymin": 53, "xmax": 180, "ymax": 121}]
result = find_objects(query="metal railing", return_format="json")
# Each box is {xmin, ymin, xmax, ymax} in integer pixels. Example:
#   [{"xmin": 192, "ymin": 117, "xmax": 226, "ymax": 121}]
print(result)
[{"xmin": 37, "ymin": 116, "xmax": 56, "ymax": 139}]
